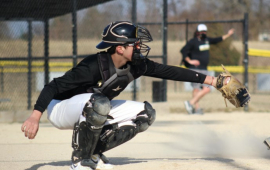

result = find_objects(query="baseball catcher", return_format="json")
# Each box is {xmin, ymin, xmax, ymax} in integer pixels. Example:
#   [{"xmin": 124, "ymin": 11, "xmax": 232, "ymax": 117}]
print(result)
[{"xmin": 21, "ymin": 21, "xmax": 251, "ymax": 170}]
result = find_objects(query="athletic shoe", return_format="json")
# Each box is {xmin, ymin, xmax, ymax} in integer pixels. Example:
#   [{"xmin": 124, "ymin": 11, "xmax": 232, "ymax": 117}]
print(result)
[
  {"xmin": 184, "ymin": 101, "xmax": 195, "ymax": 114},
  {"xmin": 194, "ymin": 108, "xmax": 204, "ymax": 115},
  {"xmin": 96, "ymin": 153, "xmax": 114, "ymax": 170},
  {"xmin": 70, "ymin": 161, "xmax": 94, "ymax": 170},
  {"xmin": 70, "ymin": 154, "xmax": 113, "ymax": 170}
]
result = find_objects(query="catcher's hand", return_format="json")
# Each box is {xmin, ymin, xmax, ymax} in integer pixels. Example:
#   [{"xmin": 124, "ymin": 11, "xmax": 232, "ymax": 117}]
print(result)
[{"xmin": 216, "ymin": 64, "xmax": 251, "ymax": 108}]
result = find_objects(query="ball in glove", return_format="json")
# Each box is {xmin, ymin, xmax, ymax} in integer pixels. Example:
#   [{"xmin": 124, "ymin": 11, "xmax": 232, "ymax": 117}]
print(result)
[{"xmin": 216, "ymin": 65, "xmax": 250, "ymax": 108}]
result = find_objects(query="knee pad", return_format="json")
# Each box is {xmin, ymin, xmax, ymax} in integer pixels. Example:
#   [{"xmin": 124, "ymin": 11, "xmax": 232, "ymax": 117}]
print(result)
[
  {"xmin": 135, "ymin": 101, "xmax": 156, "ymax": 132},
  {"xmin": 83, "ymin": 93, "xmax": 111, "ymax": 127},
  {"xmin": 144, "ymin": 101, "xmax": 156, "ymax": 125}
]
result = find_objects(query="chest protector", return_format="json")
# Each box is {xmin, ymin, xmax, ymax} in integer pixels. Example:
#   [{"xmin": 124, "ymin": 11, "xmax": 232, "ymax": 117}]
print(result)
[{"xmin": 91, "ymin": 52, "xmax": 146, "ymax": 100}]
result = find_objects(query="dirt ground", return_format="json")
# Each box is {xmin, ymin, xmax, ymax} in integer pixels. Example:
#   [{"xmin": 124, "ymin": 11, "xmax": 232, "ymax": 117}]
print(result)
[{"xmin": 1, "ymin": 110, "xmax": 270, "ymax": 170}]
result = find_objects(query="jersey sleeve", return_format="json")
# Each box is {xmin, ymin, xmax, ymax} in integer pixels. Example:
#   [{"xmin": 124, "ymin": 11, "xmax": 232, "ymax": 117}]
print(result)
[
  {"xmin": 208, "ymin": 37, "xmax": 222, "ymax": 44},
  {"xmin": 34, "ymin": 56, "xmax": 99, "ymax": 113},
  {"xmin": 143, "ymin": 59, "xmax": 206, "ymax": 83}
]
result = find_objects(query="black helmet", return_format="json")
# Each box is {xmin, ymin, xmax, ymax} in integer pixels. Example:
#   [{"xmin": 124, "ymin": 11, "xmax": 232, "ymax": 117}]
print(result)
[{"xmin": 96, "ymin": 21, "xmax": 152, "ymax": 49}]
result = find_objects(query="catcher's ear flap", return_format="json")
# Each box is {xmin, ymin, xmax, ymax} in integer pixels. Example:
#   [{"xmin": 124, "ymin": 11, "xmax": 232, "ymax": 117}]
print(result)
[{"xmin": 221, "ymin": 64, "xmax": 231, "ymax": 75}]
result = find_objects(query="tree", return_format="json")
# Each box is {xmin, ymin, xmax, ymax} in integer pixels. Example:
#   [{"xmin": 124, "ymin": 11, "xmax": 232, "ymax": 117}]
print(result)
[
  {"xmin": 79, "ymin": 6, "xmax": 106, "ymax": 39},
  {"xmin": 208, "ymin": 23, "xmax": 240, "ymax": 66},
  {"xmin": 50, "ymin": 14, "xmax": 72, "ymax": 40},
  {"xmin": 79, "ymin": 1, "xmax": 132, "ymax": 39}
]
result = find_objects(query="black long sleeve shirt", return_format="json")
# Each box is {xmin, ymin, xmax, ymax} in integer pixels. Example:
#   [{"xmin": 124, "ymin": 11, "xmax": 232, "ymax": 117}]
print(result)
[
  {"xmin": 34, "ymin": 54, "xmax": 207, "ymax": 113},
  {"xmin": 180, "ymin": 37, "xmax": 223, "ymax": 69}
]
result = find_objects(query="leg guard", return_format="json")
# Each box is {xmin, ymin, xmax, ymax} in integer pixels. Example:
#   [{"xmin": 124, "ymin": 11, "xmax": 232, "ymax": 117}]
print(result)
[
  {"xmin": 71, "ymin": 93, "xmax": 110, "ymax": 165},
  {"xmin": 135, "ymin": 101, "xmax": 156, "ymax": 132},
  {"xmin": 94, "ymin": 101, "xmax": 156, "ymax": 154}
]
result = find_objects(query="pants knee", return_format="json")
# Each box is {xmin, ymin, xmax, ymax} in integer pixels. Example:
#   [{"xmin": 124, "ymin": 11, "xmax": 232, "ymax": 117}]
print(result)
[{"xmin": 83, "ymin": 93, "xmax": 111, "ymax": 126}]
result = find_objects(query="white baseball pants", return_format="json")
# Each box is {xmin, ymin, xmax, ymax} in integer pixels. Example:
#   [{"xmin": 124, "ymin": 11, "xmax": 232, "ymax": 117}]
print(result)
[{"xmin": 47, "ymin": 93, "xmax": 145, "ymax": 130}]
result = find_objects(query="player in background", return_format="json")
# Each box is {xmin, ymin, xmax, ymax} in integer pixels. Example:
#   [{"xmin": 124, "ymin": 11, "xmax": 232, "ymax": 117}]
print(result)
[{"xmin": 181, "ymin": 24, "xmax": 234, "ymax": 114}]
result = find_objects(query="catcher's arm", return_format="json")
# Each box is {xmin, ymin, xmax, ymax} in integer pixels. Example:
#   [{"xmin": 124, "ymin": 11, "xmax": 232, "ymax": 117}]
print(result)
[{"xmin": 213, "ymin": 64, "xmax": 250, "ymax": 108}]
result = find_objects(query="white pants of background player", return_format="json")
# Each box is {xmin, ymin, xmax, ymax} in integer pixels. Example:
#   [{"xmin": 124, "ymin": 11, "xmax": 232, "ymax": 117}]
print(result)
[{"xmin": 47, "ymin": 93, "xmax": 145, "ymax": 130}]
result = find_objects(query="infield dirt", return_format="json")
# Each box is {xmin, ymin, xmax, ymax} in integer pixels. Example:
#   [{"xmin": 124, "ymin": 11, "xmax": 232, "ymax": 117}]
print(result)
[{"xmin": 1, "ymin": 110, "xmax": 270, "ymax": 170}]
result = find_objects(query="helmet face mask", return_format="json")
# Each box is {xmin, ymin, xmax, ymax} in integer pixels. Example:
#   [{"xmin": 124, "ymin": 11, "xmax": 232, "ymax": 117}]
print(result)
[
  {"xmin": 136, "ymin": 25, "xmax": 152, "ymax": 43},
  {"xmin": 127, "ymin": 41, "xmax": 151, "ymax": 65},
  {"xmin": 96, "ymin": 21, "xmax": 153, "ymax": 65}
]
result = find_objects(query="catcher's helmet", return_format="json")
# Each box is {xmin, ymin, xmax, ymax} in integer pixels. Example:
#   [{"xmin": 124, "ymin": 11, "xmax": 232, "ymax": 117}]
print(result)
[{"xmin": 96, "ymin": 21, "xmax": 152, "ymax": 49}]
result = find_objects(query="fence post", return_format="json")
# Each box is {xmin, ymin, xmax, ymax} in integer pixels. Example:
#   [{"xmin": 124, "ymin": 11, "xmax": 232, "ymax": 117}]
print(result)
[
  {"xmin": 243, "ymin": 13, "xmax": 249, "ymax": 112},
  {"xmin": 185, "ymin": 19, "xmax": 189, "ymax": 42},
  {"xmin": 72, "ymin": 0, "xmax": 78, "ymax": 67},
  {"xmin": 1, "ymin": 66, "xmax": 3, "ymax": 93},
  {"xmin": 132, "ymin": 0, "xmax": 137, "ymax": 101},
  {"xmin": 162, "ymin": 0, "xmax": 168, "ymax": 101},
  {"xmin": 27, "ymin": 20, "xmax": 33, "ymax": 110},
  {"xmin": 44, "ymin": 19, "xmax": 50, "ymax": 85}
]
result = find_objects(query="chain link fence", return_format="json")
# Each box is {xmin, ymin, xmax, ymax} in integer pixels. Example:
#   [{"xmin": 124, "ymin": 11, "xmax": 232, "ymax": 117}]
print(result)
[{"xmin": 0, "ymin": 0, "xmax": 269, "ymax": 114}]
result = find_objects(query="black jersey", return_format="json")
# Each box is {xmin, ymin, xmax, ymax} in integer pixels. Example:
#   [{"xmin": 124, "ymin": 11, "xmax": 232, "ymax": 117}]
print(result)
[
  {"xmin": 180, "ymin": 37, "xmax": 222, "ymax": 70},
  {"xmin": 34, "ymin": 52, "xmax": 207, "ymax": 113}
]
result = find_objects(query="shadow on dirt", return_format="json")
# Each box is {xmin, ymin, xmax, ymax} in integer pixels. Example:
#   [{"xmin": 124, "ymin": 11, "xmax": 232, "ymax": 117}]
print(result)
[
  {"xmin": 25, "ymin": 161, "xmax": 70, "ymax": 170},
  {"xmin": 25, "ymin": 157, "xmax": 257, "ymax": 170}
]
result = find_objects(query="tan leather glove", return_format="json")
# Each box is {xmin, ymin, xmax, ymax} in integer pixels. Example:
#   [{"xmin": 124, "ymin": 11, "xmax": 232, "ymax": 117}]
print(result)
[{"xmin": 216, "ymin": 65, "xmax": 251, "ymax": 108}]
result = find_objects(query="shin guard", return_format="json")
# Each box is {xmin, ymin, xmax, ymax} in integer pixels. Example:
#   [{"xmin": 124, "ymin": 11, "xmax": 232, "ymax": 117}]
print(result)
[
  {"xmin": 94, "ymin": 101, "xmax": 156, "ymax": 154},
  {"xmin": 71, "ymin": 93, "xmax": 110, "ymax": 164}
]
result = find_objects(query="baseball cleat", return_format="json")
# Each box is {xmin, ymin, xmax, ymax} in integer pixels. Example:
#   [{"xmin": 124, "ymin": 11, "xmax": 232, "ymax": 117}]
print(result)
[
  {"xmin": 70, "ymin": 161, "xmax": 94, "ymax": 170},
  {"xmin": 70, "ymin": 157, "xmax": 98, "ymax": 170},
  {"xmin": 96, "ymin": 153, "xmax": 114, "ymax": 170},
  {"xmin": 70, "ymin": 154, "xmax": 113, "ymax": 170},
  {"xmin": 96, "ymin": 160, "xmax": 114, "ymax": 170}
]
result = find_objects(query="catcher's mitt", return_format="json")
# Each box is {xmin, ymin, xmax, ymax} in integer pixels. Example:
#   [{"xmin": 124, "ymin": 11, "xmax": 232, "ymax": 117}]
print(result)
[{"xmin": 216, "ymin": 64, "xmax": 250, "ymax": 108}]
